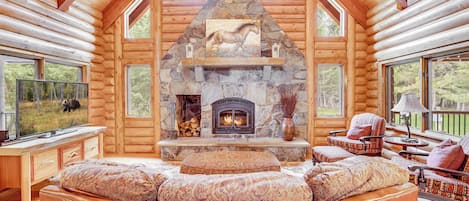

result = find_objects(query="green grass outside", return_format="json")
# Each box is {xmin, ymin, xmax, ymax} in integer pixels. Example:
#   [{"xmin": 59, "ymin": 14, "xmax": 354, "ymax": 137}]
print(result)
[
  {"xmin": 19, "ymin": 98, "xmax": 88, "ymax": 136},
  {"xmin": 392, "ymin": 113, "xmax": 468, "ymax": 137},
  {"xmin": 317, "ymin": 107, "xmax": 341, "ymax": 117}
]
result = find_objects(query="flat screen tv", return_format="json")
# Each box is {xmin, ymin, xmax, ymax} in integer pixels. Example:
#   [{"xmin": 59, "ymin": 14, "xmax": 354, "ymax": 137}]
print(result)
[{"xmin": 16, "ymin": 79, "xmax": 88, "ymax": 139}]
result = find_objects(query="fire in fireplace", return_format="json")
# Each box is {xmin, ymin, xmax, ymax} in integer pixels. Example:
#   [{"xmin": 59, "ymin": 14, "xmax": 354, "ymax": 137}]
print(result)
[{"xmin": 212, "ymin": 98, "xmax": 254, "ymax": 134}]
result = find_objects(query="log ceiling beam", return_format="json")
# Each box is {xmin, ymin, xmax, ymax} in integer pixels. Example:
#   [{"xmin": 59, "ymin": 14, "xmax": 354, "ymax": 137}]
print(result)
[
  {"xmin": 337, "ymin": 0, "xmax": 368, "ymax": 28},
  {"xmin": 57, "ymin": 0, "xmax": 75, "ymax": 11},
  {"xmin": 129, "ymin": 0, "xmax": 150, "ymax": 27},
  {"xmin": 103, "ymin": 0, "xmax": 135, "ymax": 31},
  {"xmin": 318, "ymin": 0, "xmax": 340, "ymax": 23}
]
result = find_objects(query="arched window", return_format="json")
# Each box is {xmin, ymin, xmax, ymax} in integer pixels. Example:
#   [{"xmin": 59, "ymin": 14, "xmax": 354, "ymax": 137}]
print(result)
[{"xmin": 317, "ymin": 0, "xmax": 345, "ymax": 37}]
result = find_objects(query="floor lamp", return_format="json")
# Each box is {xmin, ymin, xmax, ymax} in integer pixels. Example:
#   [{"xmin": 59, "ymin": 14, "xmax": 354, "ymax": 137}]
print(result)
[{"xmin": 391, "ymin": 93, "xmax": 428, "ymax": 143}]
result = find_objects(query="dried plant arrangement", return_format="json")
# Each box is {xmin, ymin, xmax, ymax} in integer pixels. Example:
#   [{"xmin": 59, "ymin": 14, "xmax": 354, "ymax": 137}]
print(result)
[{"xmin": 278, "ymin": 84, "xmax": 299, "ymax": 118}]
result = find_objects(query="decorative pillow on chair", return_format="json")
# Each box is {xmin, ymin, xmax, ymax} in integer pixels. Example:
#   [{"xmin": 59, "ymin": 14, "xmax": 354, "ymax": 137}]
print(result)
[
  {"xmin": 427, "ymin": 139, "xmax": 465, "ymax": 176},
  {"xmin": 346, "ymin": 124, "xmax": 372, "ymax": 140}
]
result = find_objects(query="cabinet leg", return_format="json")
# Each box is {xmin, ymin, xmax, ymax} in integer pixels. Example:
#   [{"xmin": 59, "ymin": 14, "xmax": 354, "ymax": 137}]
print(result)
[{"xmin": 21, "ymin": 153, "xmax": 31, "ymax": 201}]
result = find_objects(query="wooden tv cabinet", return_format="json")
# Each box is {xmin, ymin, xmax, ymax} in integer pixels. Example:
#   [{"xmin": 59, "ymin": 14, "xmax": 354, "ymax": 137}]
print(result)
[{"xmin": 0, "ymin": 126, "xmax": 106, "ymax": 201}]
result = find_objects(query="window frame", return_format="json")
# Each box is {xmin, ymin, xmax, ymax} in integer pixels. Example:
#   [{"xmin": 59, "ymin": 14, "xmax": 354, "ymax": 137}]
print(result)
[
  {"xmin": 315, "ymin": 63, "xmax": 345, "ymax": 118},
  {"xmin": 384, "ymin": 50, "xmax": 469, "ymax": 137}
]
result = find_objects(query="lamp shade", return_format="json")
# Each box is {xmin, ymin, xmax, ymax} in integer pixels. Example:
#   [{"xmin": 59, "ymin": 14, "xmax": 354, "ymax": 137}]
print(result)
[{"xmin": 391, "ymin": 93, "xmax": 429, "ymax": 113}]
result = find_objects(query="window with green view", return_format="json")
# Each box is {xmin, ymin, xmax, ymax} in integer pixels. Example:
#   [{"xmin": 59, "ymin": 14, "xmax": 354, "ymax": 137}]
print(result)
[
  {"xmin": 387, "ymin": 61, "xmax": 422, "ymax": 129},
  {"xmin": 45, "ymin": 62, "xmax": 81, "ymax": 82},
  {"xmin": 316, "ymin": 64, "xmax": 343, "ymax": 117},
  {"xmin": 126, "ymin": 64, "xmax": 152, "ymax": 117},
  {"xmin": 316, "ymin": 0, "xmax": 345, "ymax": 37}
]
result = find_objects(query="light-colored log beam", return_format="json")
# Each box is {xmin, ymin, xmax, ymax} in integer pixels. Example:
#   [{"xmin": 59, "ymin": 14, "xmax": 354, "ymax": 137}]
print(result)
[
  {"xmin": 337, "ymin": 0, "xmax": 367, "ymax": 28},
  {"xmin": 103, "ymin": 0, "xmax": 134, "ymax": 31},
  {"xmin": 57, "ymin": 0, "xmax": 74, "ymax": 11}
]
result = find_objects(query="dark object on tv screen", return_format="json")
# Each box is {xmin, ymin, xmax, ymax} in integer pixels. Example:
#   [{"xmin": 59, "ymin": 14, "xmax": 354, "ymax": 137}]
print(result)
[{"xmin": 16, "ymin": 79, "xmax": 88, "ymax": 139}]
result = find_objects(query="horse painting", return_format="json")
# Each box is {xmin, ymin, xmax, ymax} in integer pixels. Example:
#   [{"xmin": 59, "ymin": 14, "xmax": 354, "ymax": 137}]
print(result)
[{"xmin": 205, "ymin": 19, "xmax": 261, "ymax": 57}]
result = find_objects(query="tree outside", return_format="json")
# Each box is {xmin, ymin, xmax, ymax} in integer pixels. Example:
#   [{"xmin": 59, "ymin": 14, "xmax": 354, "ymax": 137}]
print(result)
[{"xmin": 127, "ymin": 65, "xmax": 152, "ymax": 117}]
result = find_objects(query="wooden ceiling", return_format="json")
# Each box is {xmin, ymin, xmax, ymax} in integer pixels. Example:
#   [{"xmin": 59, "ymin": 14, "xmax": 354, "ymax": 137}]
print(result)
[
  {"xmin": 76, "ymin": 0, "xmax": 113, "ymax": 11},
  {"xmin": 92, "ymin": 0, "xmax": 385, "ymax": 30}
]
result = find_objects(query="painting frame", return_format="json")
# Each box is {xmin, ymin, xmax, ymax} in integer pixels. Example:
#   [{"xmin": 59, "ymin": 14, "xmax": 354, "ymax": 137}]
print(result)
[{"xmin": 205, "ymin": 19, "xmax": 261, "ymax": 57}]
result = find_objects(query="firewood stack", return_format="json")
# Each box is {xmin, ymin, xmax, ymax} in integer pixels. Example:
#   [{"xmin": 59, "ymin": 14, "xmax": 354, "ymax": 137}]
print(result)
[{"xmin": 178, "ymin": 117, "xmax": 200, "ymax": 137}]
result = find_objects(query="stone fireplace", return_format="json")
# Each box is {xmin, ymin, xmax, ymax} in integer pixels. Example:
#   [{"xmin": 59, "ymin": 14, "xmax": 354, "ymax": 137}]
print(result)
[
  {"xmin": 212, "ymin": 97, "xmax": 254, "ymax": 134},
  {"xmin": 157, "ymin": 0, "xmax": 310, "ymax": 161}
]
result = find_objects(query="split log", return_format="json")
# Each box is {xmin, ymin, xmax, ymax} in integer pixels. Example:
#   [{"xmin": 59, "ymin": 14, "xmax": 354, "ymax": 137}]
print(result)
[
  {"xmin": 366, "ymin": 0, "xmax": 444, "ymax": 35},
  {"xmin": 0, "ymin": 1, "xmax": 103, "ymax": 45},
  {"xmin": 368, "ymin": 0, "xmax": 469, "ymax": 44},
  {"xmin": 370, "ymin": 9, "xmax": 469, "ymax": 53},
  {"xmin": 0, "ymin": 14, "xmax": 102, "ymax": 54},
  {"xmin": 0, "ymin": 29, "xmax": 96, "ymax": 63}
]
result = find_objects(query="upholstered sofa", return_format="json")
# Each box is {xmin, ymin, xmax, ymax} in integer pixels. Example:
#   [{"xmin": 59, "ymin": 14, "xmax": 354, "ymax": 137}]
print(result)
[
  {"xmin": 392, "ymin": 135, "xmax": 469, "ymax": 201},
  {"xmin": 40, "ymin": 156, "xmax": 419, "ymax": 201}
]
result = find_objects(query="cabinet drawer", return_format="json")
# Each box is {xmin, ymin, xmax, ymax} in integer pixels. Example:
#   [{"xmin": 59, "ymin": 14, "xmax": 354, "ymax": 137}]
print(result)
[
  {"xmin": 32, "ymin": 149, "xmax": 58, "ymax": 182},
  {"xmin": 84, "ymin": 136, "xmax": 99, "ymax": 159},
  {"xmin": 62, "ymin": 143, "xmax": 82, "ymax": 167}
]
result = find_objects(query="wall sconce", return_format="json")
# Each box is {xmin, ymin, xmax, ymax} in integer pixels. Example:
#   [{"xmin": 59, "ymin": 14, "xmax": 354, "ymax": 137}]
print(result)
[
  {"xmin": 185, "ymin": 43, "xmax": 193, "ymax": 58},
  {"xmin": 272, "ymin": 43, "xmax": 280, "ymax": 58}
]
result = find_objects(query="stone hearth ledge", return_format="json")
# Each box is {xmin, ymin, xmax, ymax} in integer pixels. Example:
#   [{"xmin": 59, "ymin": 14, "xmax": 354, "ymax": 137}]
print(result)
[{"xmin": 158, "ymin": 137, "xmax": 310, "ymax": 162}]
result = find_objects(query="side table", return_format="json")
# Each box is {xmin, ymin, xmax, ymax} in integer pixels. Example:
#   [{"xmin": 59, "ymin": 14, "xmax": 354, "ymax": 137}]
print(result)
[{"xmin": 384, "ymin": 136, "xmax": 429, "ymax": 151}]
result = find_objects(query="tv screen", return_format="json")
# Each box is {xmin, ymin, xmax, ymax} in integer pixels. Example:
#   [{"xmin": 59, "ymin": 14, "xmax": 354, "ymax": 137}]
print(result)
[{"xmin": 16, "ymin": 79, "xmax": 88, "ymax": 138}]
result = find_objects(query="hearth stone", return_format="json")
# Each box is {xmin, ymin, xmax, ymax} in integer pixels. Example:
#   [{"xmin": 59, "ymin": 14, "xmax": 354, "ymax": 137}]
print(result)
[{"xmin": 157, "ymin": 137, "xmax": 310, "ymax": 162}]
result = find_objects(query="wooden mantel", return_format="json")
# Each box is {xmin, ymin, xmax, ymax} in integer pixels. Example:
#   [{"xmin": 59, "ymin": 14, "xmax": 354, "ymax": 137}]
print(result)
[
  {"xmin": 181, "ymin": 57, "xmax": 285, "ymax": 67},
  {"xmin": 181, "ymin": 57, "xmax": 285, "ymax": 81}
]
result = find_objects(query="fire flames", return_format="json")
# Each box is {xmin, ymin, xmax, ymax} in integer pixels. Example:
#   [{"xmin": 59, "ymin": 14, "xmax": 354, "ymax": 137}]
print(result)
[{"xmin": 223, "ymin": 114, "xmax": 245, "ymax": 126}]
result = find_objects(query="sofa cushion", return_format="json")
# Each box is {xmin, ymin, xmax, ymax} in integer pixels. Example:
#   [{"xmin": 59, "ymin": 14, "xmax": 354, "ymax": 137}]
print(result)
[
  {"xmin": 427, "ymin": 139, "xmax": 465, "ymax": 176},
  {"xmin": 60, "ymin": 159, "xmax": 167, "ymax": 201},
  {"xmin": 312, "ymin": 146, "xmax": 354, "ymax": 163},
  {"xmin": 304, "ymin": 156, "xmax": 408, "ymax": 201},
  {"xmin": 346, "ymin": 124, "xmax": 372, "ymax": 140},
  {"xmin": 392, "ymin": 156, "xmax": 469, "ymax": 199},
  {"xmin": 180, "ymin": 151, "xmax": 281, "ymax": 174},
  {"xmin": 158, "ymin": 171, "xmax": 312, "ymax": 201}
]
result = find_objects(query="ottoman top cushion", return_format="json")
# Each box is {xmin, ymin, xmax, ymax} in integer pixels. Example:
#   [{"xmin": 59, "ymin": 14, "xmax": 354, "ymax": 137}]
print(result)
[{"xmin": 180, "ymin": 151, "xmax": 281, "ymax": 174}]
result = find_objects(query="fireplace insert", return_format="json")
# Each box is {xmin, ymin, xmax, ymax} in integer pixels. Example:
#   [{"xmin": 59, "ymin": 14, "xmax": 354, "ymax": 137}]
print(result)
[{"xmin": 212, "ymin": 98, "xmax": 254, "ymax": 134}]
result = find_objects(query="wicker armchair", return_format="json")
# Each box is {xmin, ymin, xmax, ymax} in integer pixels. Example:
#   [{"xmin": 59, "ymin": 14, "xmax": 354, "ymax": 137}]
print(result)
[
  {"xmin": 327, "ymin": 113, "xmax": 386, "ymax": 155},
  {"xmin": 392, "ymin": 135, "xmax": 469, "ymax": 201}
]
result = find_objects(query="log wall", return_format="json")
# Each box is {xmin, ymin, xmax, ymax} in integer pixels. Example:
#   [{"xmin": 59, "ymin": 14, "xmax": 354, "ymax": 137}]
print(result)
[
  {"xmin": 102, "ymin": 0, "xmax": 371, "ymax": 155},
  {"xmin": 365, "ymin": 0, "xmax": 469, "ymax": 115},
  {"xmin": 0, "ymin": 0, "xmax": 105, "ymax": 129}
]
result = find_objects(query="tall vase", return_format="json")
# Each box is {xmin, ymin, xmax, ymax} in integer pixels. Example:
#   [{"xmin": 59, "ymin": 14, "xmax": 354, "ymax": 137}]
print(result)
[{"xmin": 280, "ymin": 118, "xmax": 295, "ymax": 141}]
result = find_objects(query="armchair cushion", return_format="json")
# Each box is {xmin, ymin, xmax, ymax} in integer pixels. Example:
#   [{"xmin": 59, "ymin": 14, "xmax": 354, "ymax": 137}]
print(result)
[
  {"xmin": 427, "ymin": 139, "xmax": 465, "ymax": 176},
  {"xmin": 346, "ymin": 124, "xmax": 372, "ymax": 140}
]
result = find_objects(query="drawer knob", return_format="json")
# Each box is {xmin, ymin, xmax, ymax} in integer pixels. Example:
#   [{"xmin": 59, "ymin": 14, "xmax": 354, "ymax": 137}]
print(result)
[{"xmin": 69, "ymin": 151, "xmax": 79, "ymax": 158}]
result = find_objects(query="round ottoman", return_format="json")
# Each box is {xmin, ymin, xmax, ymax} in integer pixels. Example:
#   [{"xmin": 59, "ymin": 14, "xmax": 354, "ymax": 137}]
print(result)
[{"xmin": 180, "ymin": 151, "xmax": 281, "ymax": 174}]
